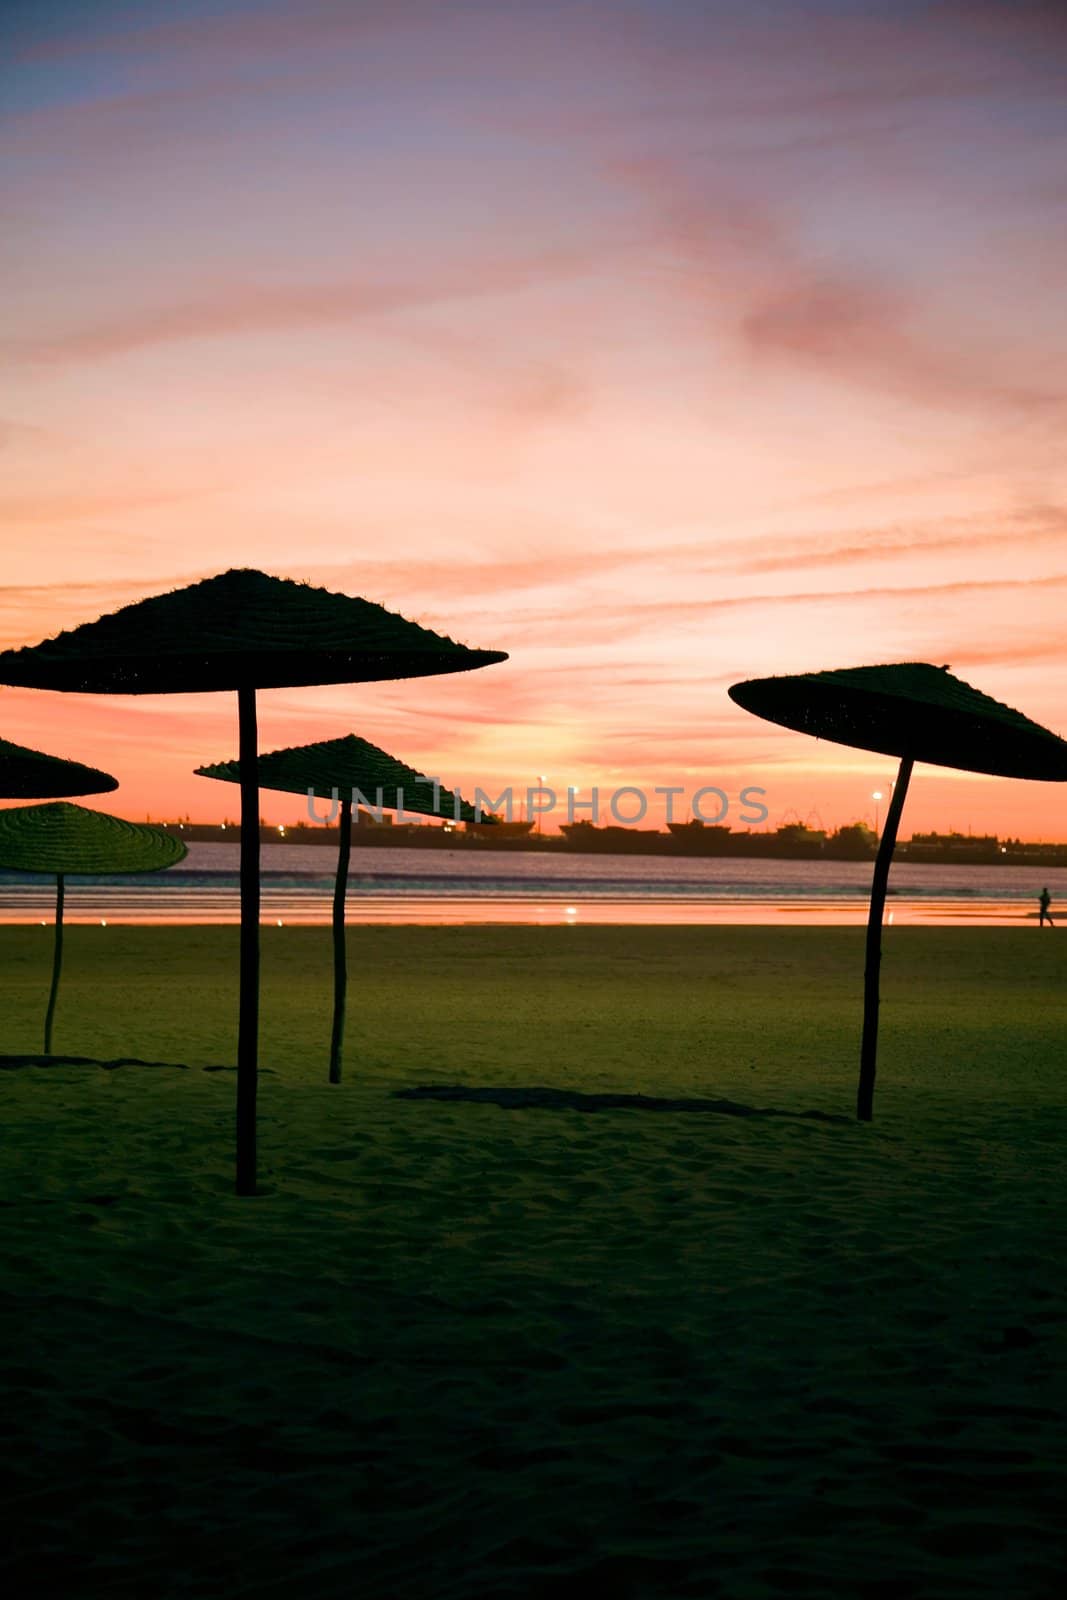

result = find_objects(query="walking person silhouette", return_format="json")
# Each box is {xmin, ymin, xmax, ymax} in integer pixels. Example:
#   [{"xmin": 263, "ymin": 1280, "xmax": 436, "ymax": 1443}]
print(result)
[{"xmin": 1039, "ymin": 886, "xmax": 1054, "ymax": 926}]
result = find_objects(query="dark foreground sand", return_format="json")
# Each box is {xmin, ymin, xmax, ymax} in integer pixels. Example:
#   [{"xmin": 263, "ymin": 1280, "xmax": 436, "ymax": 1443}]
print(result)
[{"xmin": 1, "ymin": 925, "xmax": 1066, "ymax": 1598}]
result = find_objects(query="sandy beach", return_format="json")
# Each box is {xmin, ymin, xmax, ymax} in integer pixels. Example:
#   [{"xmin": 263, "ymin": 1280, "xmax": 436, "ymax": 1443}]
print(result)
[{"xmin": 1, "ymin": 925, "xmax": 1065, "ymax": 1597}]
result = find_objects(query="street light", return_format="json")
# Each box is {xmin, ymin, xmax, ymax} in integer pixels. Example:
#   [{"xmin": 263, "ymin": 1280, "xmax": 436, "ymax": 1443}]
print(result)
[{"xmin": 872, "ymin": 790, "xmax": 884, "ymax": 835}]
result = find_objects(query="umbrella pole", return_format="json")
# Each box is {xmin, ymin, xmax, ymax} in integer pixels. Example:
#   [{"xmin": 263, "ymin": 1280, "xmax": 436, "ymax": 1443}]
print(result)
[
  {"xmin": 328, "ymin": 797, "xmax": 353, "ymax": 1084},
  {"xmin": 43, "ymin": 872, "xmax": 65, "ymax": 1055},
  {"xmin": 236, "ymin": 686, "xmax": 260, "ymax": 1195},
  {"xmin": 857, "ymin": 755, "xmax": 913, "ymax": 1122}
]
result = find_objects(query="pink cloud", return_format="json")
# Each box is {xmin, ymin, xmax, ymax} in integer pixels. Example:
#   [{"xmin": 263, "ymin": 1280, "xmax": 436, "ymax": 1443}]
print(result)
[
  {"xmin": 610, "ymin": 158, "xmax": 1067, "ymax": 426},
  {"xmin": 5, "ymin": 241, "xmax": 610, "ymax": 365}
]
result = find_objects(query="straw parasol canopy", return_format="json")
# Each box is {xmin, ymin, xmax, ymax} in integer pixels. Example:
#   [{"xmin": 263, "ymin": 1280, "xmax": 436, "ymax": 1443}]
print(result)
[
  {"xmin": 728, "ymin": 662, "xmax": 1067, "ymax": 1120},
  {"xmin": 0, "ymin": 569, "xmax": 507, "ymax": 1194},
  {"xmin": 0, "ymin": 801, "xmax": 186, "ymax": 875},
  {"xmin": 0, "ymin": 735, "xmax": 117, "ymax": 799},
  {"xmin": 195, "ymin": 733, "xmax": 481, "ymax": 820},
  {"xmin": 728, "ymin": 662, "xmax": 1067, "ymax": 782},
  {"xmin": 196, "ymin": 733, "xmax": 481, "ymax": 1083},
  {"xmin": 0, "ymin": 568, "xmax": 505, "ymax": 693},
  {"xmin": 0, "ymin": 802, "xmax": 186, "ymax": 1054}
]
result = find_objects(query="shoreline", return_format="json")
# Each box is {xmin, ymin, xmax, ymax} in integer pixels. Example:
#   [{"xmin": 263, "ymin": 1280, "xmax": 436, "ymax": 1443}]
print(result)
[{"xmin": 0, "ymin": 892, "xmax": 1056, "ymax": 927}]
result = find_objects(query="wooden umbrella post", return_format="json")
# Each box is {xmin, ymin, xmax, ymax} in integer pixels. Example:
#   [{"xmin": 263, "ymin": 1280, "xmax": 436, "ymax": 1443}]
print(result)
[
  {"xmin": 236, "ymin": 685, "xmax": 260, "ymax": 1195},
  {"xmin": 857, "ymin": 755, "xmax": 913, "ymax": 1122},
  {"xmin": 329, "ymin": 795, "xmax": 353, "ymax": 1084},
  {"xmin": 43, "ymin": 871, "xmax": 65, "ymax": 1055}
]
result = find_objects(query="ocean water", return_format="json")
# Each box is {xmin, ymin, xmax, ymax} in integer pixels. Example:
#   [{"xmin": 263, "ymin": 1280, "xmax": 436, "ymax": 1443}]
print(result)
[{"xmin": 1, "ymin": 841, "xmax": 1065, "ymax": 926}]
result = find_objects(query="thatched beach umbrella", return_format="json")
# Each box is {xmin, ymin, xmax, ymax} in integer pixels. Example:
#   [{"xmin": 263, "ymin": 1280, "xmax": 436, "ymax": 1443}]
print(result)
[
  {"xmin": 196, "ymin": 733, "xmax": 480, "ymax": 1083},
  {"xmin": 0, "ymin": 734, "xmax": 117, "ymax": 800},
  {"xmin": 0, "ymin": 739, "xmax": 119, "ymax": 1056},
  {"xmin": 728, "ymin": 663, "xmax": 1067, "ymax": 1120},
  {"xmin": 0, "ymin": 569, "xmax": 506, "ymax": 1193},
  {"xmin": 0, "ymin": 802, "xmax": 186, "ymax": 1053}
]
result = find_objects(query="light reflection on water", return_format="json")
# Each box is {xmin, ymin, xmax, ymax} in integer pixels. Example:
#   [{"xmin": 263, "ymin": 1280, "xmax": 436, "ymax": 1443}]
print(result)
[
  {"xmin": 0, "ymin": 842, "xmax": 1061, "ymax": 927},
  {"xmin": 0, "ymin": 889, "xmax": 1047, "ymax": 928}
]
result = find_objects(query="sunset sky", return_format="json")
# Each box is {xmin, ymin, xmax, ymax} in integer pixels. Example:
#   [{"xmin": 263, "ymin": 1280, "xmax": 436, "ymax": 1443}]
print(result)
[{"xmin": 3, "ymin": 0, "xmax": 1067, "ymax": 835}]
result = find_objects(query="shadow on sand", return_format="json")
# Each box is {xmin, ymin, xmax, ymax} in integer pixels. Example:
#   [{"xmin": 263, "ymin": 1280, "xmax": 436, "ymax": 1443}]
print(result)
[
  {"xmin": 0, "ymin": 1054, "xmax": 238, "ymax": 1072},
  {"xmin": 394, "ymin": 1083, "xmax": 852, "ymax": 1125}
]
